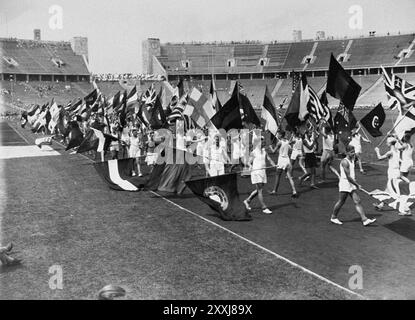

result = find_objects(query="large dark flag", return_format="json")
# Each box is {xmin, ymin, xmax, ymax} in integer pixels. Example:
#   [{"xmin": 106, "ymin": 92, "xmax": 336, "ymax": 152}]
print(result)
[
  {"xmin": 334, "ymin": 111, "xmax": 353, "ymax": 145},
  {"xmin": 235, "ymin": 82, "xmax": 261, "ymax": 127},
  {"xmin": 261, "ymin": 85, "xmax": 279, "ymax": 136},
  {"xmin": 149, "ymin": 94, "xmax": 167, "ymax": 129},
  {"xmin": 359, "ymin": 103, "xmax": 386, "ymax": 137},
  {"xmin": 327, "ymin": 53, "xmax": 361, "ymax": 110},
  {"xmin": 210, "ymin": 88, "xmax": 243, "ymax": 130},
  {"xmin": 84, "ymin": 89, "xmax": 98, "ymax": 107},
  {"xmin": 185, "ymin": 173, "xmax": 252, "ymax": 221}
]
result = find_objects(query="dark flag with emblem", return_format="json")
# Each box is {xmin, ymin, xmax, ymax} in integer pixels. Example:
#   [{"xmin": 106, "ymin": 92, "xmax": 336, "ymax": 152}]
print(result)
[
  {"xmin": 185, "ymin": 173, "xmax": 252, "ymax": 221},
  {"xmin": 359, "ymin": 103, "xmax": 386, "ymax": 137},
  {"xmin": 327, "ymin": 53, "xmax": 361, "ymax": 110},
  {"xmin": 334, "ymin": 111, "xmax": 352, "ymax": 145}
]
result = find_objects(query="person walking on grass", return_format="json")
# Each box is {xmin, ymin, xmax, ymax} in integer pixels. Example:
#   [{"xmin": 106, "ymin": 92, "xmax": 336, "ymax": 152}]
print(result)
[
  {"xmin": 331, "ymin": 145, "xmax": 376, "ymax": 226},
  {"xmin": 244, "ymin": 137, "xmax": 276, "ymax": 215}
]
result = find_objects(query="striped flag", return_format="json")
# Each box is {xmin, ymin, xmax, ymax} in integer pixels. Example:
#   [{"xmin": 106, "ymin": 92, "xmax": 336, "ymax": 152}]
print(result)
[
  {"xmin": 382, "ymin": 66, "xmax": 415, "ymax": 113},
  {"xmin": 307, "ymin": 86, "xmax": 332, "ymax": 126},
  {"xmin": 48, "ymin": 102, "xmax": 61, "ymax": 133},
  {"xmin": 209, "ymin": 78, "xmax": 222, "ymax": 114},
  {"xmin": 261, "ymin": 85, "xmax": 279, "ymax": 136},
  {"xmin": 167, "ymin": 94, "xmax": 188, "ymax": 125}
]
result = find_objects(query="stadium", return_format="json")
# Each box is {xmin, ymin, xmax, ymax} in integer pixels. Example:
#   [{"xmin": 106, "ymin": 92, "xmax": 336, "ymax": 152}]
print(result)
[{"xmin": 1, "ymin": 3, "xmax": 415, "ymax": 303}]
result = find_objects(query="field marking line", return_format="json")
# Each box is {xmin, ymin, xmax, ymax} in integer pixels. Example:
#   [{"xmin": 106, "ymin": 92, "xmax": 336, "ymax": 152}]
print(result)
[{"xmin": 150, "ymin": 190, "xmax": 367, "ymax": 300}]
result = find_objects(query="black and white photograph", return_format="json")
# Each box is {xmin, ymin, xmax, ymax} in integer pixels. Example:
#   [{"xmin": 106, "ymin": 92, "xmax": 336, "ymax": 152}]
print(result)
[{"xmin": 1, "ymin": 0, "xmax": 415, "ymax": 304}]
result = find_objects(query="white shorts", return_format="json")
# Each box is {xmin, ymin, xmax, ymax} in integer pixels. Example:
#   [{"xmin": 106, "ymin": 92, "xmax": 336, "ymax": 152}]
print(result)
[
  {"xmin": 388, "ymin": 168, "xmax": 401, "ymax": 180},
  {"xmin": 401, "ymin": 161, "xmax": 413, "ymax": 173},
  {"xmin": 209, "ymin": 164, "xmax": 224, "ymax": 177},
  {"xmin": 277, "ymin": 157, "xmax": 291, "ymax": 170},
  {"xmin": 129, "ymin": 147, "xmax": 141, "ymax": 158},
  {"xmin": 290, "ymin": 150, "xmax": 303, "ymax": 161},
  {"xmin": 339, "ymin": 179, "xmax": 357, "ymax": 193},
  {"xmin": 251, "ymin": 169, "xmax": 267, "ymax": 184}
]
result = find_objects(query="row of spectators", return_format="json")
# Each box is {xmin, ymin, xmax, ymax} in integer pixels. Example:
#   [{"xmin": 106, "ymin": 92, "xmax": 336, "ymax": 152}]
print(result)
[{"xmin": 92, "ymin": 73, "xmax": 166, "ymax": 82}]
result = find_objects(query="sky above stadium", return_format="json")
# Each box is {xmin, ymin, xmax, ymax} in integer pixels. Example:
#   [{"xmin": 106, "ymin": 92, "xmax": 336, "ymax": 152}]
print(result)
[{"xmin": 0, "ymin": 0, "xmax": 414, "ymax": 74}]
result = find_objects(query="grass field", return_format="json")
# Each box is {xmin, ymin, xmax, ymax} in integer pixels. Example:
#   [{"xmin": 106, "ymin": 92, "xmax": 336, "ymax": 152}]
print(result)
[{"xmin": 1, "ymin": 103, "xmax": 415, "ymax": 300}]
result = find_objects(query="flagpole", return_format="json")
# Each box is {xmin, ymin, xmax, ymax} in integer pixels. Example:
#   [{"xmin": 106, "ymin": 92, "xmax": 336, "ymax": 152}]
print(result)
[{"xmin": 376, "ymin": 101, "xmax": 415, "ymax": 148}]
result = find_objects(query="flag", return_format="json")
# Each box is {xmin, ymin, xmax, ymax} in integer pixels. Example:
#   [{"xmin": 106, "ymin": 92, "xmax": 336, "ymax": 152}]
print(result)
[
  {"xmin": 184, "ymin": 88, "xmax": 212, "ymax": 128},
  {"xmin": 318, "ymin": 90, "xmax": 334, "ymax": 128},
  {"xmin": 382, "ymin": 66, "xmax": 415, "ymax": 113},
  {"xmin": 31, "ymin": 108, "xmax": 48, "ymax": 133},
  {"xmin": 20, "ymin": 111, "xmax": 28, "ymax": 128},
  {"xmin": 392, "ymin": 104, "xmax": 415, "ymax": 139},
  {"xmin": 119, "ymin": 90, "xmax": 128, "ymax": 128},
  {"xmin": 166, "ymin": 94, "xmax": 188, "ymax": 125},
  {"xmin": 333, "ymin": 111, "xmax": 352, "ymax": 145},
  {"xmin": 126, "ymin": 86, "xmax": 138, "ymax": 107},
  {"xmin": 291, "ymin": 71, "xmax": 300, "ymax": 93},
  {"xmin": 359, "ymin": 103, "xmax": 386, "ymax": 137},
  {"xmin": 370, "ymin": 182, "xmax": 415, "ymax": 215},
  {"xmin": 150, "ymin": 92, "xmax": 167, "ymax": 129},
  {"xmin": 308, "ymin": 85, "xmax": 331, "ymax": 125},
  {"xmin": 48, "ymin": 102, "xmax": 61, "ymax": 133},
  {"xmin": 161, "ymin": 81, "xmax": 175, "ymax": 109},
  {"xmin": 210, "ymin": 88, "xmax": 243, "ymax": 130},
  {"xmin": 185, "ymin": 173, "xmax": 252, "ymax": 221},
  {"xmin": 327, "ymin": 53, "xmax": 361, "ymax": 110},
  {"xmin": 93, "ymin": 158, "xmax": 151, "ymax": 191},
  {"xmin": 234, "ymin": 81, "xmax": 261, "ymax": 126},
  {"xmin": 66, "ymin": 99, "xmax": 82, "ymax": 114},
  {"xmin": 261, "ymin": 85, "xmax": 279, "ymax": 136},
  {"xmin": 176, "ymin": 78, "xmax": 185, "ymax": 99},
  {"xmin": 84, "ymin": 89, "xmax": 98, "ymax": 107},
  {"xmin": 209, "ymin": 78, "xmax": 222, "ymax": 114},
  {"xmin": 284, "ymin": 74, "xmax": 309, "ymax": 128},
  {"xmin": 141, "ymin": 85, "xmax": 157, "ymax": 107},
  {"xmin": 77, "ymin": 128, "xmax": 118, "ymax": 154},
  {"xmin": 35, "ymin": 136, "xmax": 53, "ymax": 148}
]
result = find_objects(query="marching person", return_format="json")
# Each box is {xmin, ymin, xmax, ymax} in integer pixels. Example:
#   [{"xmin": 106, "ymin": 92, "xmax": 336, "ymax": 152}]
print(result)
[
  {"xmin": 319, "ymin": 124, "xmax": 340, "ymax": 181},
  {"xmin": 400, "ymin": 133, "xmax": 413, "ymax": 178},
  {"xmin": 290, "ymin": 130, "xmax": 307, "ymax": 179},
  {"xmin": 244, "ymin": 137, "xmax": 276, "ymax": 215},
  {"xmin": 373, "ymin": 135, "xmax": 410, "ymax": 212},
  {"xmin": 208, "ymin": 135, "xmax": 230, "ymax": 177},
  {"xmin": 331, "ymin": 145, "xmax": 376, "ymax": 226},
  {"xmin": 269, "ymin": 130, "xmax": 298, "ymax": 198},
  {"xmin": 109, "ymin": 124, "xmax": 120, "ymax": 160},
  {"xmin": 349, "ymin": 125, "xmax": 370, "ymax": 174},
  {"xmin": 299, "ymin": 128, "xmax": 319, "ymax": 189},
  {"xmin": 129, "ymin": 128, "xmax": 143, "ymax": 177}
]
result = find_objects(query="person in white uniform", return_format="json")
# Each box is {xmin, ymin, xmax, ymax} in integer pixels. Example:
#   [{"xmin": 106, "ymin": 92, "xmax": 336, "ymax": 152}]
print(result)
[
  {"xmin": 244, "ymin": 137, "xmax": 276, "ymax": 215},
  {"xmin": 331, "ymin": 145, "xmax": 376, "ymax": 226},
  {"xmin": 290, "ymin": 131, "xmax": 307, "ymax": 178},
  {"xmin": 208, "ymin": 135, "xmax": 230, "ymax": 177},
  {"xmin": 320, "ymin": 124, "xmax": 340, "ymax": 181},
  {"xmin": 373, "ymin": 136, "xmax": 410, "ymax": 213},
  {"xmin": 129, "ymin": 129, "xmax": 143, "ymax": 177},
  {"xmin": 349, "ymin": 125, "xmax": 370, "ymax": 174},
  {"xmin": 269, "ymin": 131, "xmax": 298, "ymax": 198},
  {"xmin": 400, "ymin": 134, "xmax": 413, "ymax": 178}
]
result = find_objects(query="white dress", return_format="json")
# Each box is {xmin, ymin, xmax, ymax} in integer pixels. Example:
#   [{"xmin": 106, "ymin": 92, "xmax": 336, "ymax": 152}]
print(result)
[
  {"xmin": 400, "ymin": 144, "xmax": 413, "ymax": 173},
  {"xmin": 339, "ymin": 158, "xmax": 356, "ymax": 193},
  {"xmin": 251, "ymin": 148, "xmax": 267, "ymax": 184}
]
